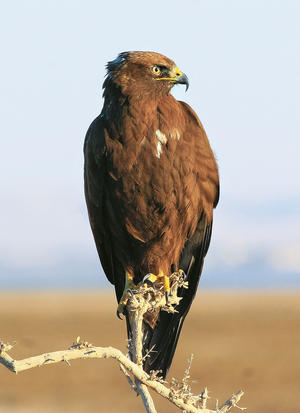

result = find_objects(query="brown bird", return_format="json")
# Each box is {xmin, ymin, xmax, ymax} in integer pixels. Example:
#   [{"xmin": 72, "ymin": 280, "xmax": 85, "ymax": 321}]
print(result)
[{"xmin": 84, "ymin": 51, "xmax": 219, "ymax": 378}]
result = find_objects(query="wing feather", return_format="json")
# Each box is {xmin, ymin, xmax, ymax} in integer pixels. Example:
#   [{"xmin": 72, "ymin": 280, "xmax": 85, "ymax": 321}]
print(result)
[{"xmin": 84, "ymin": 115, "xmax": 124, "ymax": 297}]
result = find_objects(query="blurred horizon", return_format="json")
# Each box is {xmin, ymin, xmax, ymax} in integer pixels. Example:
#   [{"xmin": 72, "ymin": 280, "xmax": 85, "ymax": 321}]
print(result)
[{"xmin": 1, "ymin": 1, "xmax": 299, "ymax": 290}]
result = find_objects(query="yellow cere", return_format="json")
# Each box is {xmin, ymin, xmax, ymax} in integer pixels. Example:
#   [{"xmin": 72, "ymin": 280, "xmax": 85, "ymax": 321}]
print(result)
[
  {"xmin": 156, "ymin": 66, "xmax": 183, "ymax": 82},
  {"xmin": 175, "ymin": 67, "xmax": 183, "ymax": 77}
]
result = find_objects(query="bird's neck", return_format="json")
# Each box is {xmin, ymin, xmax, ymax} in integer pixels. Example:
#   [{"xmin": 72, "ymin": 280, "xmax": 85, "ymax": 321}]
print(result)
[{"xmin": 102, "ymin": 81, "xmax": 164, "ymax": 137}]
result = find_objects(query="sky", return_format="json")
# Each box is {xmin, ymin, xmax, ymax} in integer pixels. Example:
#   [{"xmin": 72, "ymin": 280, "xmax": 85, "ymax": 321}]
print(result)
[{"xmin": 0, "ymin": 0, "xmax": 299, "ymax": 289}]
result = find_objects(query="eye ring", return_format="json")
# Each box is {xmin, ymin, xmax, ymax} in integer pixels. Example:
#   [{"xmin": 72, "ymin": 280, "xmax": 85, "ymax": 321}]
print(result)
[{"xmin": 151, "ymin": 65, "xmax": 161, "ymax": 76}]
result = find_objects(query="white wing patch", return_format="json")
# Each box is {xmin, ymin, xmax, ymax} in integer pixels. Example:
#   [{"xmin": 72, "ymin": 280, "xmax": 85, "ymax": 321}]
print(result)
[
  {"xmin": 155, "ymin": 129, "xmax": 168, "ymax": 158},
  {"xmin": 169, "ymin": 128, "xmax": 181, "ymax": 140},
  {"xmin": 173, "ymin": 128, "xmax": 181, "ymax": 140}
]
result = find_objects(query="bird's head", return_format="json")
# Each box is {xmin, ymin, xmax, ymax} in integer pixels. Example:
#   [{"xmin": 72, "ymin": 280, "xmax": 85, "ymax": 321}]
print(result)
[{"xmin": 104, "ymin": 51, "xmax": 189, "ymax": 98}]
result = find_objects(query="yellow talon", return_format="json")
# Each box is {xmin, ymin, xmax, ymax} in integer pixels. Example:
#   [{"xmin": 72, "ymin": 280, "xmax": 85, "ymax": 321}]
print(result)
[
  {"xmin": 117, "ymin": 272, "xmax": 137, "ymax": 319},
  {"xmin": 143, "ymin": 269, "xmax": 170, "ymax": 296},
  {"xmin": 143, "ymin": 273, "xmax": 158, "ymax": 283},
  {"xmin": 117, "ymin": 269, "xmax": 174, "ymax": 319},
  {"xmin": 163, "ymin": 275, "xmax": 170, "ymax": 293}
]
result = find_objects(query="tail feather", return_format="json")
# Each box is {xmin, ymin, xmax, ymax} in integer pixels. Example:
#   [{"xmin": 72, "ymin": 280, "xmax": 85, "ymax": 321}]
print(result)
[{"xmin": 143, "ymin": 313, "xmax": 184, "ymax": 377}]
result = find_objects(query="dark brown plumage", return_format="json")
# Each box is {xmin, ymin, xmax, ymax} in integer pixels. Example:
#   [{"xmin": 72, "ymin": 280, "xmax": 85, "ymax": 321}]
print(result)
[{"xmin": 84, "ymin": 51, "xmax": 219, "ymax": 378}]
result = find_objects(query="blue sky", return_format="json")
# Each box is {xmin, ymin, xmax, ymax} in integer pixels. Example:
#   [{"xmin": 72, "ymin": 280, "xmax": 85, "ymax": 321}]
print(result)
[{"xmin": 1, "ymin": 0, "xmax": 299, "ymax": 289}]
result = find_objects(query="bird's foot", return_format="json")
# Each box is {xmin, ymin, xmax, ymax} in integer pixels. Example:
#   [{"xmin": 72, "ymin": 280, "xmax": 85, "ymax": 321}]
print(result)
[
  {"xmin": 142, "ymin": 270, "xmax": 170, "ymax": 303},
  {"xmin": 117, "ymin": 272, "xmax": 138, "ymax": 319},
  {"xmin": 117, "ymin": 269, "xmax": 187, "ymax": 318}
]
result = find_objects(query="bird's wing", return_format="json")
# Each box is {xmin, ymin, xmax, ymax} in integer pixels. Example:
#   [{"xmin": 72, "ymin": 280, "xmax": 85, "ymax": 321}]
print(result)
[{"xmin": 84, "ymin": 115, "xmax": 124, "ymax": 296}]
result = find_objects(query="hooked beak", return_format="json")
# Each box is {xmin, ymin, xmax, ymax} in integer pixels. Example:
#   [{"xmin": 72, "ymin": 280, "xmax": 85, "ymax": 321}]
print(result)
[{"xmin": 175, "ymin": 72, "xmax": 189, "ymax": 91}]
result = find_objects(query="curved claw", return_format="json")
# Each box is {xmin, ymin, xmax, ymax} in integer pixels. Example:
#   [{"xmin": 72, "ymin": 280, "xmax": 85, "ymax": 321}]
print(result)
[
  {"xmin": 165, "ymin": 290, "xmax": 169, "ymax": 304},
  {"xmin": 116, "ymin": 309, "xmax": 123, "ymax": 320},
  {"xmin": 142, "ymin": 273, "xmax": 154, "ymax": 286},
  {"xmin": 126, "ymin": 288, "xmax": 137, "ymax": 296},
  {"xmin": 179, "ymin": 269, "xmax": 187, "ymax": 281}
]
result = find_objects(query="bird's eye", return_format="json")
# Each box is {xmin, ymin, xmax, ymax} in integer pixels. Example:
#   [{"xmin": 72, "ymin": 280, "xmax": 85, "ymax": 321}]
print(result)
[{"xmin": 151, "ymin": 65, "xmax": 161, "ymax": 76}]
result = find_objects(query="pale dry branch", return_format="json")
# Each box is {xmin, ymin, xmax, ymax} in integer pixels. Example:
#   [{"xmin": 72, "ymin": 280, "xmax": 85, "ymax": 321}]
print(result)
[
  {"xmin": 0, "ymin": 273, "xmax": 245, "ymax": 413},
  {"xmin": 200, "ymin": 387, "xmax": 209, "ymax": 410},
  {"xmin": 125, "ymin": 271, "xmax": 188, "ymax": 412},
  {"xmin": 120, "ymin": 363, "xmax": 138, "ymax": 393}
]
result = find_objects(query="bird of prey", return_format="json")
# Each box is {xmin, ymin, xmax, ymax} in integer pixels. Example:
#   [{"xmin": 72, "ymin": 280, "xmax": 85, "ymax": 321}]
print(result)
[{"xmin": 84, "ymin": 51, "xmax": 219, "ymax": 378}]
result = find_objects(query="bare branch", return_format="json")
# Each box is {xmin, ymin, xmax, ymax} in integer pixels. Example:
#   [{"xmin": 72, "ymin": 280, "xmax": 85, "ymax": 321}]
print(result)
[
  {"xmin": 0, "ymin": 273, "xmax": 245, "ymax": 413},
  {"xmin": 0, "ymin": 336, "xmax": 244, "ymax": 413},
  {"xmin": 218, "ymin": 390, "xmax": 246, "ymax": 412},
  {"xmin": 120, "ymin": 363, "xmax": 138, "ymax": 394},
  {"xmin": 125, "ymin": 272, "xmax": 188, "ymax": 412}
]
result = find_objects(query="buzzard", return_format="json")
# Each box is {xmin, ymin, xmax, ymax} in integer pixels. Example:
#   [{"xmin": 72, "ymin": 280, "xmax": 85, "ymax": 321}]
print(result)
[{"xmin": 84, "ymin": 51, "xmax": 219, "ymax": 378}]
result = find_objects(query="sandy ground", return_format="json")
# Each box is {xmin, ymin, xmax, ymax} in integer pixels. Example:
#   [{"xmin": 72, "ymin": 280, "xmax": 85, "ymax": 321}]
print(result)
[{"xmin": 0, "ymin": 291, "xmax": 299, "ymax": 413}]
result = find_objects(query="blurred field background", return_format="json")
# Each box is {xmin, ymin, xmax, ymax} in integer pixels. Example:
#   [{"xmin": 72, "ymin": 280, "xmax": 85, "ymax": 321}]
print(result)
[
  {"xmin": 1, "ymin": 1, "xmax": 300, "ymax": 413},
  {"xmin": 1, "ymin": 291, "xmax": 299, "ymax": 413}
]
